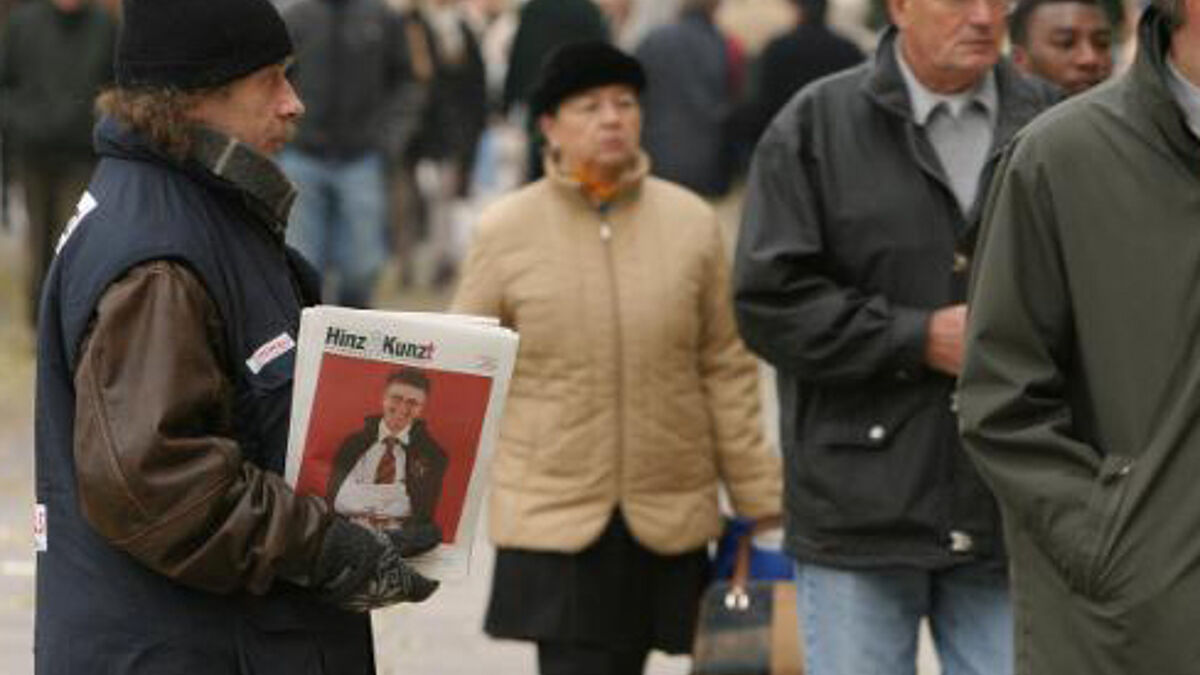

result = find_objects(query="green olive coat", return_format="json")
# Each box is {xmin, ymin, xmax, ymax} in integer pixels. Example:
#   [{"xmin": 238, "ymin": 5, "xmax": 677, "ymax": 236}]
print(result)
[{"xmin": 959, "ymin": 8, "xmax": 1200, "ymax": 674}]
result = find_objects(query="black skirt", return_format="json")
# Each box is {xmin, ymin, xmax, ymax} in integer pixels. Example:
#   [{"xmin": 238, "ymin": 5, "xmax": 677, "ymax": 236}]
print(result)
[{"xmin": 484, "ymin": 511, "xmax": 711, "ymax": 654}]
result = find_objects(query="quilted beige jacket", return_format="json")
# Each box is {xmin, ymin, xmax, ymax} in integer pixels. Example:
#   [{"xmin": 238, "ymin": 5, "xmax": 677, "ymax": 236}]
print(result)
[{"xmin": 452, "ymin": 157, "xmax": 782, "ymax": 554}]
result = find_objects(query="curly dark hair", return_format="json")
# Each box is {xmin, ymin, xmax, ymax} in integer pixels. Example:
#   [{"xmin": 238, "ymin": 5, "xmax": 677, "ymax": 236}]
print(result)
[{"xmin": 95, "ymin": 84, "xmax": 231, "ymax": 159}]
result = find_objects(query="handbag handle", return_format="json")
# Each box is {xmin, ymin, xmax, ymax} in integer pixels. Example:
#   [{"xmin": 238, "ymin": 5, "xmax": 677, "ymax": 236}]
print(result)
[{"xmin": 725, "ymin": 515, "xmax": 784, "ymax": 612}]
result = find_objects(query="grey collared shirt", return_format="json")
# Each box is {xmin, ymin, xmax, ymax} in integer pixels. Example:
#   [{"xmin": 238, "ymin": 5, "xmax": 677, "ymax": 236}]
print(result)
[
  {"xmin": 1166, "ymin": 59, "xmax": 1200, "ymax": 140},
  {"xmin": 896, "ymin": 41, "xmax": 998, "ymax": 213}
]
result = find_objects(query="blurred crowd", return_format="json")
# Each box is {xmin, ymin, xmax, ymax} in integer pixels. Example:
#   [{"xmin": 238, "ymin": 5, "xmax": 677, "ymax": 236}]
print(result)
[{"xmin": 0, "ymin": 0, "xmax": 1130, "ymax": 320}]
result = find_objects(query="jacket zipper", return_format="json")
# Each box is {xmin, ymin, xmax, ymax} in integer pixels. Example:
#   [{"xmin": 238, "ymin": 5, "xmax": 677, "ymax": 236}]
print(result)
[
  {"xmin": 598, "ymin": 215, "xmax": 625, "ymax": 500},
  {"xmin": 905, "ymin": 125, "xmax": 968, "ymax": 551},
  {"xmin": 1080, "ymin": 455, "xmax": 1135, "ymax": 598}
]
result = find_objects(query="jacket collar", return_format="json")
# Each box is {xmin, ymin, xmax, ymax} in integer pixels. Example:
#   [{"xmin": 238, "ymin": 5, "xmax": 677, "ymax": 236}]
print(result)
[
  {"xmin": 544, "ymin": 151, "xmax": 651, "ymax": 211},
  {"xmin": 894, "ymin": 40, "xmax": 997, "ymax": 126},
  {"xmin": 189, "ymin": 128, "xmax": 297, "ymax": 238},
  {"xmin": 864, "ymin": 26, "xmax": 1049, "ymax": 149},
  {"xmin": 366, "ymin": 415, "xmax": 426, "ymax": 443},
  {"xmin": 94, "ymin": 117, "xmax": 297, "ymax": 240},
  {"xmin": 377, "ymin": 420, "xmax": 412, "ymax": 446},
  {"xmin": 1122, "ymin": 7, "xmax": 1200, "ymax": 168}
]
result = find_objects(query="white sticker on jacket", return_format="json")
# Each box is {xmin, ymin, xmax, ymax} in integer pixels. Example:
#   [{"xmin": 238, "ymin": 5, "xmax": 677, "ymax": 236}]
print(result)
[
  {"xmin": 54, "ymin": 191, "xmax": 98, "ymax": 255},
  {"xmin": 245, "ymin": 332, "xmax": 296, "ymax": 375},
  {"xmin": 34, "ymin": 504, "xmax": 46, "ymax": 553}
]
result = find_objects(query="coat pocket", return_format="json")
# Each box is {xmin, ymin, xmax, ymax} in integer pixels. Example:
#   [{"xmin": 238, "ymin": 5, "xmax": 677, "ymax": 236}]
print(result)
[
  {"xmin": 808, "ymin": 385, "xmax": 929, "ymax": 451},
  {"xmin": 1070, "ymin": 454, "xmax": 1135, "ymax": 600},
  {"xmin": 799, "ymin": 384, "xmax": 935, "ymax": 532}
]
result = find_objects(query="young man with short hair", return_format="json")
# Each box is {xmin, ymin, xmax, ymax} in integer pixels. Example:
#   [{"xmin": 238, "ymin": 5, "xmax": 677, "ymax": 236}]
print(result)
[
  {"xmin": 327, "ymin": 368, "xmax": 449, "ymax": 533},
  {"xmin": 1010, "ymin": 0, "xmax": 1114, "ymax": 95}
]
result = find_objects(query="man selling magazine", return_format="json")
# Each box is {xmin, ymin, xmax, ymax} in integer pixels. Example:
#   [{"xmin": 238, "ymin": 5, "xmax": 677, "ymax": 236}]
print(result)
[
  {"xmin": 32, "ymin": 1, "xmax": 439, "ymax": 672},
  {"xmin": 327, "ymin": 368, "xmax": 449, "ymax": 538}
]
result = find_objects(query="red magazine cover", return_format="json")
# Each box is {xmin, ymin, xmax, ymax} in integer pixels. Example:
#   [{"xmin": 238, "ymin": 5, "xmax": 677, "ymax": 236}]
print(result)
[
  {"xmin": 292, "ymin": 353, "xmax": 493, "ymax": 544},
  {"xmin": 285, "ymin": 306, "xmax": 519, "ymax": 580}
]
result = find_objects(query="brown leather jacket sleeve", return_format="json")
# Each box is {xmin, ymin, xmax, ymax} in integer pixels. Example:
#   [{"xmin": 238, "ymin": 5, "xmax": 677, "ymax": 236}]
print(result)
[{"xmin": 73, "ymin": 260, "xmax": 332, "ymax": 595}]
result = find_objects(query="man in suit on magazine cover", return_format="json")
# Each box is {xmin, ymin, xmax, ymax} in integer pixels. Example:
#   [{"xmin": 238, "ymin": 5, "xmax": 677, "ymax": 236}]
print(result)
[{"xmin": 327, "ymin": 367, "xmax": 449, "ymax": 540}]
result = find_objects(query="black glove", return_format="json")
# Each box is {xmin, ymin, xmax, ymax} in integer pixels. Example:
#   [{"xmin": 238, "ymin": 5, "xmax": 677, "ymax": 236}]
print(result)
[
  {"xmin": 385, "ymin": 519, "xmax": 442, "ymax": 558},
  {"xmin": 312, "ymin": 517, "xmax": 439, "ymax": 612}
]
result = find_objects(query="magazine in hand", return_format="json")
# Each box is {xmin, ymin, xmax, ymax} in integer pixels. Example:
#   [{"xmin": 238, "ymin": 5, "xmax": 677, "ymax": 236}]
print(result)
[{"xmin": 285, "ymin": 305, "xmax": 518, "ymax": 581}]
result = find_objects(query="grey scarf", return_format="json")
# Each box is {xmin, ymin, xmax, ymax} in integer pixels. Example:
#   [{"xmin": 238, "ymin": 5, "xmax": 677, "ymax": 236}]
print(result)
[{"xmin": 189, "ymin": 127, "xmax": 298, "ymax": 240}]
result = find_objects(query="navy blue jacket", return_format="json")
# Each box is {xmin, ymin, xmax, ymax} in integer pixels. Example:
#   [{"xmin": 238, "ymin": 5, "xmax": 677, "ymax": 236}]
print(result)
[{"xmin": 33, "ymin": 118, "xmax": 372, "ymax": 674}]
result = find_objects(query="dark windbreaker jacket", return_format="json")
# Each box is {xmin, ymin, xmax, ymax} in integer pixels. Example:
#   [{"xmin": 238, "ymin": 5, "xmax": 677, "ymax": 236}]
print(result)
[{"xmin": 734, "ymin": 27, "xmax": 1057, "ymax": 569}]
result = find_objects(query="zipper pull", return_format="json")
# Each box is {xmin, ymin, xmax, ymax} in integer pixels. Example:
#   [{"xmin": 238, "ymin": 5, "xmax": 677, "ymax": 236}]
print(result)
[{"xmin": 599, "ymin": 222, "xmax": 612, "ymax": 241}]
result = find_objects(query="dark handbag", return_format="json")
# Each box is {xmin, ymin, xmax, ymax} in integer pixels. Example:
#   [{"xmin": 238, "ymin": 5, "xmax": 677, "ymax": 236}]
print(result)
[{"xmin": 692, "ymin": 516, "xmax": 804, "ymax": 675}]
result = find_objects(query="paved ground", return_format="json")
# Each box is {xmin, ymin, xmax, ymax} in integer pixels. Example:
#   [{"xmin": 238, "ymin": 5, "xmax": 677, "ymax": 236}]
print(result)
[{"xmin": 0, "ymin": 223, "xmax": 37, "ymax": 674}]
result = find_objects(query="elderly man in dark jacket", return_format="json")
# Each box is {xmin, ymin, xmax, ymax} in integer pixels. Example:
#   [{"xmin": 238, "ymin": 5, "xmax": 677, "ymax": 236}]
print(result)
[
  {"xmin": 960, "ymin": 3, "xmax": 1200, "ymax": 672},
  {"xmin": 34, "ymin": 1, "xmax": 438, "ymax": 672},
  {"xmin": 732, "ymin": 0, "xmax": 1058, "ymax": 669}
]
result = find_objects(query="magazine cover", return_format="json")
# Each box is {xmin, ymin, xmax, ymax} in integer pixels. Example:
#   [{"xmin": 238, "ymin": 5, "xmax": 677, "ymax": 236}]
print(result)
[{"xmin": 285, "ymin": 306, "xmax": 518, "ymax": 580}]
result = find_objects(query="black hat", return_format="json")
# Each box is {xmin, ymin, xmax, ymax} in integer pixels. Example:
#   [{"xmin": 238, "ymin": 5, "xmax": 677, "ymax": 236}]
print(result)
[
  {"xmin": 116, "ymin": 0, "xmax": 293, "ymax": 90},
  {"xmin": 529, "ymin": 41, "xmax": 646, "ymax": 118}
]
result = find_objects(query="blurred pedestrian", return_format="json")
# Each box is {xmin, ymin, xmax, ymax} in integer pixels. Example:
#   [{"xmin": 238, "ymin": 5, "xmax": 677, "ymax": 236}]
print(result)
[
  {"xmin": 503, "ymin": 0, "xmax": 609, "ymax": 180},
  {"xmin": 0, "ymin": 0, "xmax": 115, "ymax": 325},
  {"xmin": 636, "ymin": 0, "xmax": 739, "ymax": 198},
  {"xmin": 749, "ymin": 0, "xmax": 864, "ymax": 144},
  {"xmin": 462, "ymin": 0, "xmax": 524, "ymax": 204},
  {"xmin": 411, "ymin": 0, "xmax": 487, "ymax": 288},
  {"xmin": 454, "ymin": 42, "xmax": 782, "ymax": 675},
  {"xmin": 383, "ymin": 0, "xmax": 439, "ymax": 289},
  {"xmin": 34, "ymin": 0, "xmax": 439, "ymax": 672},
  {"xmin": 595, "ymin": 0, "xmax": 634, "ymax": 47},
  {"xmin": 280, "ymin": 0, "xmax": 414, "ymax": 307},
  {"xmin": 465, "ymin": 0, "xmax": 518, "ymax": 108},
  {"xmin": 960, "ymin": 3, "xmax": 1200, "ymax": 672},
  {"xmin": 1010, "ymin": 0, "xmax": 1114, "ymax": 95},
  {"xmin": 732, "ymin": 0, "xmax": 1058, "ymax": 670}
]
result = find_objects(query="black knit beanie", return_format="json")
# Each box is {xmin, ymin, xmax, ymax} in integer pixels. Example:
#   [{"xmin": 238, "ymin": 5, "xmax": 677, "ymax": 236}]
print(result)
[
  {"xmin": 529, "ymin": 41, "xmax": 646, "ymax": 118},
  {"xmin": 116, "ymin": 0, "xmax": 293, "ymax": 90}
]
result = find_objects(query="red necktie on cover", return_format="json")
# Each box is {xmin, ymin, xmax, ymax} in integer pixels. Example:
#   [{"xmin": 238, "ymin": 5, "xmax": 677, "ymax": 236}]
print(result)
[{"xmin": 375, "ymin": 437, "xmax": 399, "ymax": 484}]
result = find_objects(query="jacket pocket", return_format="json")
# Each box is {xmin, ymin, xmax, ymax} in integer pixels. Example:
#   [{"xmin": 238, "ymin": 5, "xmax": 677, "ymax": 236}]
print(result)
[
  {"xmin": 1072, "ymin": 454, "xmax": 1135, "ymax": 599},
  {"xmin": 809, "ymin": 385, "xmax": 929, "ymax": 450},
  {"xmin": 799, "ymin": 384, "xmax": 934, "ymax": 531}
]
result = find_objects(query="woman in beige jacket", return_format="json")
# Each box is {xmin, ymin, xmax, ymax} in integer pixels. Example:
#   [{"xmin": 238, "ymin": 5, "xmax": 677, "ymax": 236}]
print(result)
[{"xmin": 452, "ymin": 42, "xmax": 781, "ymax": 675}]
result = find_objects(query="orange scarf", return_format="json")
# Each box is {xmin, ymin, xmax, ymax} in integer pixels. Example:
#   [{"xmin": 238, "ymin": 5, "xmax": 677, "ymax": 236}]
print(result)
[{"xmin": 571, "ymin": 165, "xmax": 624, "ymax": 206}]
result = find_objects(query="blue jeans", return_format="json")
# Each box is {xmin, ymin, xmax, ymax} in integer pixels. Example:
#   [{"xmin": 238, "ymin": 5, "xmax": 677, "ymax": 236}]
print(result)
[
  {"xmin": 280, "ymin": 149, "xmax": 388, "ymax": 307},
  {"xmin": 797, "ymin": 562, "xmax": 1012, "ymax": 675}
]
